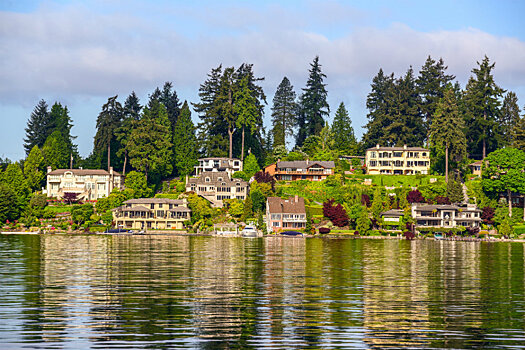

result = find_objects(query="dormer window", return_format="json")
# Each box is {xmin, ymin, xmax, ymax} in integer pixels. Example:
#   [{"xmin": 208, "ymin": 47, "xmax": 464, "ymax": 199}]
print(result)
[
  {"xmin": 205, "ymin": 177, "xmax": 210, "ymax": 182},
  {"xmin": 217, "ymin": 177, "xmax": 223, "ymax": 182}
]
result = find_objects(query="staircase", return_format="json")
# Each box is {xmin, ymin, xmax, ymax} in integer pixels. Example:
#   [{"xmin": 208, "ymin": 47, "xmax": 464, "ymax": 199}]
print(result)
[{"xmin": 462, "ymin": 183, "xmax": 469, "ymax": 203}]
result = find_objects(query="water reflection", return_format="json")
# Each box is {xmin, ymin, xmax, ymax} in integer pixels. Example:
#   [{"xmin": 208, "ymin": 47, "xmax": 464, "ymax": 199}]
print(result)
[{"xmin": 0, "ymin": 235, "xmax": 524, "ymax": 348}]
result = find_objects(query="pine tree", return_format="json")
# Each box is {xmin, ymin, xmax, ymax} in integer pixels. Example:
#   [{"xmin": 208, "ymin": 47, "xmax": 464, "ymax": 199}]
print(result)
[
  {"xmin": 194, "ymin": 65, "xmax": 229, "ymax": 157},
  {"xmin": 429, "ymin": 88, "xmax": 467, "ymax": 181},
  {"xmin": 447, "ymin": 178, "xmax": 464, "ymax": 204},
  {"xmin": 123, "ymin": 91, "xmax": 142, "ymax": 120},
  {"xmin": 356, "ymin": 208, "xmax": 371, "ymax": 234},
  {"xmin": 416, "ymin": 56, "xmax": 455, "ymax": 132},
  {"xmin": 93, "ymin": 95, "xmax": 123, "ymax": 170},
  {"xmin": 42, "ymin": 131, "xmax": 70, "ymax": 169},
  {"xmin": 271, "ymin": 77, "xmax": 297, "ymax": 149},
  {"xmin": 234, "ymin": 75, "xmax": 258, "ymax": 160},
  {"xmin": 384, "ymin": 68, "xmax": 425, "ymax": 146},
  {"xmin": 173, "ymin": 101, "xmax": 198, "ymax": 176},
  {"xmin": 332, "ymin": 102, "xmax": 356, "ymax": 154},
  {"xmin": 464, "ymin": 56, "xmax": 505, "ymax": 159},
  {"xmin": 512, "ymin": 116, "xmax": 525, "ymax": 151},
  {"xmin": 24, "ymin": 146, "xmax": 44, "ymax": 191},
  {"xmin": 24, "ymin": 100, "xmax": 51, "ymax": 155},
  {"xmin": 160, "ymin": 82, "xmax": 181, "ymax": 131},
  {"xmin": 500, "ymin": 91, "xmax": 520, "ymax": 146},
  {"xmin": 296, "ymin": 56, "xmax": 329, "ymax": 147},
  {"xmin": 127, "ymin": 100, "xmax": 173, "ymax": 182},
  {"xmin": 48, "ymin": 102, "xmax": 78, "ymax": 162},
  {"xmin": 362, "ymin": 69, "xmax": 396, "ymax": 148}
]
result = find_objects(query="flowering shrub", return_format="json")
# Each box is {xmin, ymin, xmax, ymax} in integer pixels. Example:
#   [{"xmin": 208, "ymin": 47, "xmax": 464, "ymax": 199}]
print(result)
[{"xmin": 323, "ymin": 199, "xmax": 349, "ymax": 227}]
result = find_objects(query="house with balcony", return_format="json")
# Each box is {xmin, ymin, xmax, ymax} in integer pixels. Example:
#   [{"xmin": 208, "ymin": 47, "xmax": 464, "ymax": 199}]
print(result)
[
  {"xmin": 45, "ymin": 167, "xmax": 123, "ymax": 201},
  {"xmin": 194, "ymin": 157, "xmax": 242, "ymax": 176},
  {"xmin": 365, "ymin": 145, "xmax": 430, "ymax": 175},
  {"xmin": 264, "ymin": 160, "xmax": 335, "ymax": 181},
  {"xmin": 411, "ymin": 203, "xmax": 482, "ymax": 229},
  {"xmin": 186, "ymin": 171, "xmax": 249, "ymax": 207},
  {"xmin": 266, "ymin": 196, "xmax": 307, "ymax": 233},
  {"xmin": 112, "ymin": 198, "xmax": 191, "ymax": 230},
  {"xmin": 468, "ymin": 160, "xmax": 483, "ymax": 177}
]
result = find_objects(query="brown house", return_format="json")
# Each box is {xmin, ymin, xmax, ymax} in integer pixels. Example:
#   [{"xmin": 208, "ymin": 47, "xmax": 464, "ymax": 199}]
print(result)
[
  {"xmin": 264, "ymin": 160, "xmax": 335, "ymax": 181},
  {"xmin": 266, "ymin": 196, "xmax": 307, "ymax": 233}
]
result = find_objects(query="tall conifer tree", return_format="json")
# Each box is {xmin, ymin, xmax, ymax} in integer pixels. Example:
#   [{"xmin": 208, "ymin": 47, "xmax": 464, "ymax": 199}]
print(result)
[
  {"xmin": 331, "ymin": 102, "xmax": 356, "ymax": 154},
  {"xmin": 94, "ymin": 95, "xmax": 123, "ymax": 170},
  {"xmin": 500, "ymin": 91, "xmax": 520, "ymax": 146},
  {"xmin": 24, "ymin": 100, "xmax": 51, "ymax": 155},
  {"xmin": 296, "ymin": 56, "xmax": 329, "ymax": 147},
  {"xmin": 173, "ymin": 101, "xmax": 198, "ymax": 176},
  {"xmin": 271, "ymin": 77, "xmax": 297, "ymax": 149}
]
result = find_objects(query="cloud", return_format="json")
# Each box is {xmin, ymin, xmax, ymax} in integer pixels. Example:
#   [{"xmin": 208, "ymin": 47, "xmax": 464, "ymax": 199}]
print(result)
[{"xmin": 1, "ymin": 2, "xmax": 525, "ymax": 157}]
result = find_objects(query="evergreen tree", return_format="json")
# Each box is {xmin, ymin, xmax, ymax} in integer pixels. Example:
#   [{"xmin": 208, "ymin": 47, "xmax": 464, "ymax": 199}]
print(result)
[
  {"xmin": 464, "ymin": 56, "xmax": 505, "ymax": 159},
  {"xmin": 159, "ymin": 81, "xmax": 181, "ymax": 130},
  {"xmin": 446, "ymin": 178, "xmax": 464, "ymax": 204},
  {"xmin": 296, "ymin": 56, "xmax": 329, "ymax": 146},
  {"xmin": 500, "ymin": 91, "xmax": 520, "ymax": 146},
  {"xmin": 331, "ymin": 102, "xmax": 356, "ymax": 154},
  {"xmin": 1, "ymin": 163, "xmax": 30, "ymax": 205},
  {"xmin": 24, "ymin": 146, "xmax": 44, "ymax": 191},
  {"xmin": 0, "ymin": 184, "xmax": 20, "ymax": 223},
  {"xmin": 24, "ymin": 100, "xmax": 51, "ymax": 155},
  {"xmin": 93, "ymin": 95, "xmax": 123, "ymax": 170},
  {"xmin": 371, "ymin": 186, "xmax": 385, "ymax": 220},
  {"xmin": 416, "ymin": 56, "xmax": 455, "ymax": 132},
  {"xmin": 123, "ymin": 91, "xmax": 142, "ymax": 120},
  {"xmin": 241, "ymin": 195, "xmax": 253, "ymax": 222},
  {"xmin": 147, "ymin": 87, "xmax": 162, "ymax": 109},
  {"xmin": 356, "ymin": 208, "xmax": 371, "ymax": 234},
  {"xmin": 512, "ymin": 116, "xmax": 525, "ymax": 152},
  {"xmin": 234, "ymin": 75, "xmax": 258, "ymax": 160},
  {"xmin": 271, "ymin": 77, "xmax": 297, "ymax": 149},
  {"xmin": 243, "ymin": 153, "xmax": 260, "ymax": 179},
  {"xmin": 173, "ymin": 101, "xmax": 198, "ymax": 176},
  {"xmin": 48, "ymin": 102, "xmax": 77, "ymax": 155},
  {"xmin": 384, "ymin": 68, "xmax": 425, "ymax": 146},
  {"xmin": 194, "ymin": 65, "xmax": 229, "ymax": 157},
  {"xmin": 127, "ymin": 100, "xmax": 173, "ymax": 182},
  {"xmin": 42, "ymin": 131, "xmax": 70, "ymax": 169},
  {"xmin": 429, "ymin": 88, "xmax": 467, "ymax": 181},
  {"xmin": 362, "ymin": 69, "xmax": 396, "ymax": 148}
]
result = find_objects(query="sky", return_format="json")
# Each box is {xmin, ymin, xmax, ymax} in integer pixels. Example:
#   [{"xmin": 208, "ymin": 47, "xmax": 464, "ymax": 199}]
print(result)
[{"xmin": 1, "ymin": 0, "xmax": 525, "ymax": 160}]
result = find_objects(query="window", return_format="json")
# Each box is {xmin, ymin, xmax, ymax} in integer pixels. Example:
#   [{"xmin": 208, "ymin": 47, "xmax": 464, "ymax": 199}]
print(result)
[
  {"xmin": 273, "ymin": 222, "xmax": 280, "ymax": 227},
  {"xmin": 218, "ymin": 177, "xmax": 223, "ymax": 181},
  {"xmin": 150, "ymin": 204, "xmax": 154, "ymax": 209},
  {"xmin": 393, "ymin": 152, "xmax": 403, "ymax": 157},
  {"xmin": 205, "ymin": 177, "xmax": 210, "ymax": 182},
  {"xmin": 370, "ymin": 151, "xmax": 376, "ymax": 158},
  {"xmin": 369, "ymin": 161, "xmax": 377, "ymax": 167}
]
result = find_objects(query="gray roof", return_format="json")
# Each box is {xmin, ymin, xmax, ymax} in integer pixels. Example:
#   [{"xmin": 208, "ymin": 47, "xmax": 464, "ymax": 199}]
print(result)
[
  {"xmin": 380, "ymin": 209, "xmax": 404, "ymax": 217},
  {"xmin": 124, "ymin": 198, "xmax": 185, "ymax": 205},
  {"xmin": 187, "ymin": 171, "xmax": 248, "ymax": 187},
  {"xmin": 121, "ymin": 206, "xmax": 151, "ymax": 212},
  {"xmin": 169, "ymin": 207, "xmax": 191, "ymax": 212},
  {"xmin": 276, "ymin": 160, "xmax": 335, "ymax": 169}
]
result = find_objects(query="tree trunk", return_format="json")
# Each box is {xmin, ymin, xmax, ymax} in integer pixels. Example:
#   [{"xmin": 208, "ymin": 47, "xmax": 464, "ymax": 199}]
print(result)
[
  {"xmin": 241, "ymin": 126, "xmax": 245, "ymax": 161},
  {"xmin": 228, "ymin": 128, "xmax": 234, "ymax": 159},
  {"xmin": 523, "ymin": 195, "xmax": 525, "ymax": 222},
  {"xmin": 107, "ymin": 143, "xmax": 111, "ymax": 171},
  {"xmin": 508, "ymin": 189, "xmax": 512, "ymax": 217},
  {"xmin": 482, "ymin": 110, "xmax": 487, "ymax": 159},
  {"xmin": 445, "ymin": 145, "xmax": 449, "ymax": 183},
  {"xmin": 123, "ymin": 152, "xmax": 127, "ymax": 176}
]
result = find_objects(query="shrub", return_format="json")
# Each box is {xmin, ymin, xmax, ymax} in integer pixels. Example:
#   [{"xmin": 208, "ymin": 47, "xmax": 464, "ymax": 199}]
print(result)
[
  {"xmin": 407, "ymin": 190, "xmax": 425, "ymax": 203},
  {"xmin": 434, "ymin": 196, "xmax": 451, "ymax": 205},
  {"xmin": 322, "ymin": 199, "xmax": 349, "ymax": 227},
  {"xmin": 319, "ymin": 227, "xmax": 331, "ymax": 234},
  {"xmin": 403, "ymin": 230, "xmax": 415, "ymax": 240},
  {"xmin": 361, "ymin": 194, "xmax": 371, "ymax": 207},
  {"xmin": 481, "ymin": 207, "xmax": 495, "ymax": 225}
]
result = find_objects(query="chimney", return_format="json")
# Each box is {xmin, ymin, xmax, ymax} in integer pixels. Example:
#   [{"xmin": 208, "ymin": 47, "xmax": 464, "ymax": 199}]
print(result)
[
  {"xmin": 376, "ymin": 144, "xmax": 380, "ymax": 149},
  {"xmin": 109, "ymin": 166, "xmax": 114, "ymax": 175},
  {"xmin": 79, "ymin": 166, "xmax": 83, "ymax": 170},
  {"xmin": 403, "ymin": 144, "xmax": 407, "ymax": 150},
  {"xmin": 306, "ymin": 159, "xmax": 309, "ymax": 165},
  {"xmin": 295, "ymin": 195, "xmax": 299, "ymax": 203},
  {"xmin": 47, "ymin": 166, "xmax": 52, "ymax": 173}
]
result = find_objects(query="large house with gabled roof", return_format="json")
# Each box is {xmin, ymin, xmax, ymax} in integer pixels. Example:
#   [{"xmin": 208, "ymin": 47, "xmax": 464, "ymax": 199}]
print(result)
[
  {"xmin": 264, "ymin": 160, "xmax": 335, "ymax": 181},
  {"xmin": 112, "ymin": 198, "xmax": 191, "ymax": 230}
]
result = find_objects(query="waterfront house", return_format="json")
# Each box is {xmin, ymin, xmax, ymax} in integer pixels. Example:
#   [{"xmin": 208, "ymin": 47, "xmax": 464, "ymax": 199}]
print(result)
[
  {"xmin": 365, "ymin": 145, "xmax": 430, "ymax": 175},
  {"xmin": 45, "ymin": 166, "xmax": 123, "ymax": 201},
  {"xmin": 186, "ymin": 171, "xmax": 249, "ymax": 207},
  {"xmin": 266, "ymin": 196, "xmax": 307, "ymax": 233},
  {"xmin": 112, "ymin": 198, "xmax": 191, "ymax": 230},
  {"xmin": 264, "ymin": 160, "xmax": 335, "ymax": 181},
  {"xmin": 194, "ymin": 157, "xmax": 242, "ymax": 176},
  {"xmin": 411, "ymin": 203, "xmax": 481, "ymax": 229}
]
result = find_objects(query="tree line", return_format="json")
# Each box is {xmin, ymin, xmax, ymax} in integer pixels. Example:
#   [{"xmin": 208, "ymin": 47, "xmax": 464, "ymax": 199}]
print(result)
[{"xmin": 17, "ymin": 54, "xmax": 525, "ymax": 187}]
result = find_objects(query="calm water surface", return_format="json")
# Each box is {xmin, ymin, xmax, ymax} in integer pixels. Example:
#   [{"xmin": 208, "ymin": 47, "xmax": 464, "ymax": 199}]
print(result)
[{"xmin": 0, "ymin": 234, "xmax": 524, "ymax": 349}]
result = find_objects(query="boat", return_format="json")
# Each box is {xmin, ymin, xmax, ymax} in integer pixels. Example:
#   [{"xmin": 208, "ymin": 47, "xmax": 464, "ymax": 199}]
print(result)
[
  {"xmin": 104, "ymin": 228, "xmax": 130, "ymax": 233},
  {"xmin": 280, "ymin": 230, "xmax": 303, "ymax": 237},
  {"xmin": 241, "ymin": 225, "xmax": 258, "ymax": 238},
  {"xmin": 434, "ymin": 233, "xmax": 444, "ymax": 240}
]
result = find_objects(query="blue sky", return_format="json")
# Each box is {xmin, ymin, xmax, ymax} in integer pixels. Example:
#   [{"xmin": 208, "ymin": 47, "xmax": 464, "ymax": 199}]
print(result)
[{"xmin": 1, "ymin": 0, "xmax": 525, "ymax": 160}]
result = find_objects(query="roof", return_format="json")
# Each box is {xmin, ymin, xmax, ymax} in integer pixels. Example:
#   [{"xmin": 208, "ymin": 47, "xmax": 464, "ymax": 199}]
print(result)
[
  {"xmin": 169, "ymin": 207, "xmax": 191, "ymax": 212},
  {"xmin": 276, "ymin": 160, "xmax": 335, "ymax": 169},
  {"xmin": 267, "ymin": 196, "xmax": 306, "ymax": 214},
  {"xmin": 366, "ymin": 146, "xmax": 429, "ymax": 152},
  {"xmin": 469, "ymin": 161, "xmax": 483, "ymax": 167},
  {"xmin": 380, "ymin": 209, "xmax": 404, "ymax": 217},
  {"xmin": 199, "ymin": 157, "xmax": 241, "ymax": 161},
  {"xmin": 124, "ymin": 198, "xmax": 186, "ymax": 205},
  {"xmin": 121, "ymin": 206, "xmax": 151, "ymax": 212},
  {"xmin": 413, "ymin": 204, "xmax": 481, "ymax": 212},
  {"xmin": 48, "ymin": 168, "xmax": 122, "ymax": 176},
  {"xmin": 187, "ymin": 171, "xmax": 248, "ymax": 187}
]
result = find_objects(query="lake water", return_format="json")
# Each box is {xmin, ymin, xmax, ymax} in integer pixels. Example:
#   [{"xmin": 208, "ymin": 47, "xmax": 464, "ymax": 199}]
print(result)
[{"xmin": 1, "ymin": 234, "xmax": 524, "ymax": 349}]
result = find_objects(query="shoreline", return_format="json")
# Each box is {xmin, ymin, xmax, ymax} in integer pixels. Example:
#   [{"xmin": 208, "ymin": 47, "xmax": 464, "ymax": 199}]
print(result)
[{"xmin": 2, "ymin": 230, "xmax": 524, "ymax": 243}]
